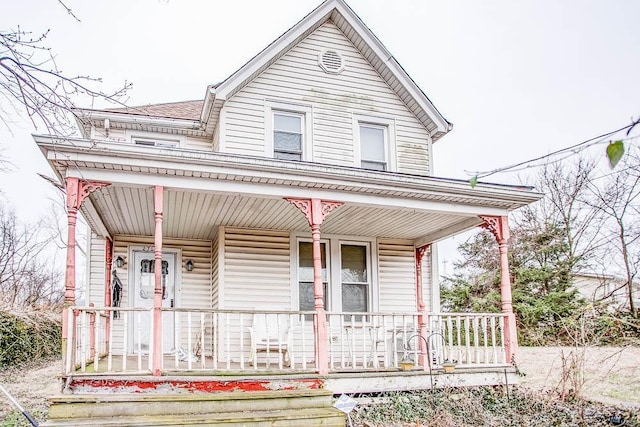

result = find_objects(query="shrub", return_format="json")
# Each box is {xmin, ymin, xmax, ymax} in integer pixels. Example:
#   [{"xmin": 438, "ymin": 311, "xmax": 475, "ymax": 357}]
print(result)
[{"xmin": 0, "ymin": 309, "xmax": 61, "ymax": 368}]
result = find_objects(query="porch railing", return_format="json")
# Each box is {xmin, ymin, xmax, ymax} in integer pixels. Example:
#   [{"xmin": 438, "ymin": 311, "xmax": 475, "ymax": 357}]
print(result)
[{"xmin": 66, "ymin": 307, "xmax": 508, "ymax": 375}]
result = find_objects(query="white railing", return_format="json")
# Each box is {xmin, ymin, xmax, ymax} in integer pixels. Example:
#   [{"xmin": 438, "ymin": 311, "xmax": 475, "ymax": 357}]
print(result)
[
  {"xmin": 429, "ymin": 313, "xmax": 507, "ymax": 366},
  {"xmin": 326, "ymin": 312, "xmax": 421, "ymax": 370},
  {"xmin": 66, "ymin": 307, "xmax": 317, "ymax": 374},
  {"xmin": 66, "ymin": 308, "xmax": 508, "ymax": 375},
  {"xmin": 68, "ymin": 306, "xmax": 154, "ymax": 374}
]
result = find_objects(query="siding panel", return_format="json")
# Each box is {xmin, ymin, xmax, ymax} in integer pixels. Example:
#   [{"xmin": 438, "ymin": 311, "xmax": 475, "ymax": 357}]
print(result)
[
  {"xmin": 223, "ymin": 21, "xmax": 432, "ymax": 175},
  {"xmin": 377, "ymin": 239, "xmax": 417, "ymax": 312}
]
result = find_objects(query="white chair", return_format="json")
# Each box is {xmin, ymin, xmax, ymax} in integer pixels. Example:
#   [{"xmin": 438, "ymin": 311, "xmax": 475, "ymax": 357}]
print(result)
[{"xmin": 246, "ymin": 311, "xmax": 292, "ymax": 368}]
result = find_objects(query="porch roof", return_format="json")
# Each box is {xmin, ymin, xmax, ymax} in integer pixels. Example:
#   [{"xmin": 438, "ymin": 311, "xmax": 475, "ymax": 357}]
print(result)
[{"xmin": 35, "ymin": 136, "xmax": 542, "ymax": 242}]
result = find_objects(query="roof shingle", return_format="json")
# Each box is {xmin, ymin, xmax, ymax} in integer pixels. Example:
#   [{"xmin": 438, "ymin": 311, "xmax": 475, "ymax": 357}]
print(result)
[{"xmin": 104, "ymin": 100, "xmax": 203, "ymax": 121}]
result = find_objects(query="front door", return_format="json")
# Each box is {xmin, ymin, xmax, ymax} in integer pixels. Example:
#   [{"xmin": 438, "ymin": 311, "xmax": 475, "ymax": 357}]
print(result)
[{"xmin": 130, "ymin": 251, "xmax": 176, "ymax": 353}]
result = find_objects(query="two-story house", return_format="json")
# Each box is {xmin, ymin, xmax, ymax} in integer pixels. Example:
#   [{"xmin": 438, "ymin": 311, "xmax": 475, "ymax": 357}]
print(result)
[{"xmin": 37, "ymin": 0, "xmax": 541, "ymax": 425}]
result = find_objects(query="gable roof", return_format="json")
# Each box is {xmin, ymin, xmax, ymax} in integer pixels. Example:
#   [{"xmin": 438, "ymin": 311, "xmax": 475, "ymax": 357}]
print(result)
[
  {"xmin": 201, "ymin": 0, "xmax": 452, "ymax": 141},
  {"xmin": 76, "ymin": 0, "xmax": 452, "ymax": 141}
]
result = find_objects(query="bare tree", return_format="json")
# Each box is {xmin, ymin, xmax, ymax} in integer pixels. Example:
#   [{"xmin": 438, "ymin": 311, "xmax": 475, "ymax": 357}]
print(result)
[
  {"xmin": 1, "ymin": 21, "xmax": 130, "ymax": 136},
  {"xmin": 584, "ymin": 149, "xmax": 640, "ymax": 316},
  {"xmin": 0, "ymin": 207, "xmax": 62, "ymax": 308},
  {"xmin": 515, "ymin": 158, "xmax": 605, "ymax": 272}
]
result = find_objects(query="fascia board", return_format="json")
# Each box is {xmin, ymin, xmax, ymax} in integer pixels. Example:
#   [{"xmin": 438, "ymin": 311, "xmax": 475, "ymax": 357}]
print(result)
[
  {"xmin": 214, "ymin": 2, "xmax": 335, "ymax": 100},
  {"xmin": 74, "ymin": 109, "xmax": 202, "ymax": 131},
  {"xmin": 35, "ymin": 136, "xmax": 543, "ymax": 208},
  {"xmin": 65, "ymin": 167, "xmax": 510, "ymax": 217},
  {"xmin": 333, "ymin": 2, "xmax": 451, "ymax": 133}
]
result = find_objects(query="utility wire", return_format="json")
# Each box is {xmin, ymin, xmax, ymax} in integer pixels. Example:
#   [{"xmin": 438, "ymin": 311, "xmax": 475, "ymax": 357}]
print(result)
[{"xmin": 467, "ymin": 118, "xmax": 640, "ymax": 180}]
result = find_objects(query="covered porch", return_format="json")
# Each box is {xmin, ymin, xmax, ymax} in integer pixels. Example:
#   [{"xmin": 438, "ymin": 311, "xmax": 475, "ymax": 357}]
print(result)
[{"xmin": 38, "ymin": 137, "xmax": 540, "ymax": 391}]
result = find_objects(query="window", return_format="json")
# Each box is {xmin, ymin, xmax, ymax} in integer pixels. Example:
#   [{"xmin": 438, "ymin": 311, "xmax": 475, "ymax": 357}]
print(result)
[
  {"xmin": 265, "ymin": 101, "xmax": 312, "ymax": 161},
  {"xmin": 298, "ymin": 241, "xmax": 328, "ymax": 313},
  {"xmin": 359, "ymin": 124, "xmax": 387, "ymax": 171},
  {"xmin": 133, "ymin": 138, "xmax": 179, "ymax": 148},
  {"xmin": 294, "ymin": 237, "xmax": 373, "ymax": 315},
  {"xmin": 274, "ymin": 112, "xmax": 303, "ymax": 161},
  {"xmin": 340, "ymin": 244, "xmax": 369, "ymax": 314},
  {"xmin": 353, "ymin": 114, "xmax": 396, "ymax": 172},
  {"xmin": 127, "ymin": 130, "xmax": 182, "ymax": 148}
]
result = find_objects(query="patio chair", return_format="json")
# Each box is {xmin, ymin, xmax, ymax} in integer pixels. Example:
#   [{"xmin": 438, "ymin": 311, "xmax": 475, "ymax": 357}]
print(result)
[{"xmin": 246, "ymin": 311, "xmax": 292, "ymax": 368}]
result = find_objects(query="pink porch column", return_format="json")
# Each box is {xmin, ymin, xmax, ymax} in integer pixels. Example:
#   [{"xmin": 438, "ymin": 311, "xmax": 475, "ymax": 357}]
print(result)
[
  {"xmin": 152, "ymin": 186, "xmax": 164, "ymax": 376},
  {"xmin": 286, "ymin": 198, "xmax": 342, "ymax": 375},
  {"xmin": 479, "ymin": 215, "xmax": 518, "ymax": 363},
  {"xmin": 63, "ymin": 178, "xmax": 110, "ymax": 369},
  {"xmin": 415, "ymin": 244, "xmax": 430, "ymax": 370}
]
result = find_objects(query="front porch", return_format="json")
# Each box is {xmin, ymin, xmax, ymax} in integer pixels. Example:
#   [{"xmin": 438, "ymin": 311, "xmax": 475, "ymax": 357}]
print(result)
[{"xmin": 65, "ymin": 307, "xmax": 512, "ymax": 393}]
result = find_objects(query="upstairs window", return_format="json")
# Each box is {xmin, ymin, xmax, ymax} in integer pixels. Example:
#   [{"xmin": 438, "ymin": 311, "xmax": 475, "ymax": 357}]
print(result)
[
  {"xmin": 273, "ymin": 112, "xmax": 303, "ymax": 161},
  {"xmin": 359, "ymin": 124, "xmax": 387, "ymax": 171}
]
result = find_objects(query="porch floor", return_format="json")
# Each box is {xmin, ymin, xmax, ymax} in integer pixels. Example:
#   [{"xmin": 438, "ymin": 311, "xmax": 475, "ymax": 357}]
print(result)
[{"xmin": 69, "ymin": 355, "xmax": 517, "ymax": 395}]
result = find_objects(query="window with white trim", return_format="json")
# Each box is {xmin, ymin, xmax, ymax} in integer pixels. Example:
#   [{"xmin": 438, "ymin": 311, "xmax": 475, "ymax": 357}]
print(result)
[
  {"xmin": 353, "ymin": 114, "xmax": 396, "ymax": 172},
  {"xmin": 295, "ymin": 237, "xmax": 372, "ymax": 315},
  {"xmin": 133, "ymin": 138, "xmax": 179, "ymax": 148},
  {"xmin": 266, "ymin": 101, "xmax": 312, "ymax": 162},
  {"xmin": 273, "ymin": 112, "xmax": 303, "ymax": 161},
  {"xmin": 298, "ymin": 241, "xmax": 328, "ymax": 315},
  {"xmin": 340, "ymin": 243, "xmax": 369, "ymax": 314},
  {"xmin": 359, "ymin": 124, "xmax": 387, "ymax": 171},
  {"xmin": 126, "ymin": 130, "xmax": 183, "ymax": 148}
]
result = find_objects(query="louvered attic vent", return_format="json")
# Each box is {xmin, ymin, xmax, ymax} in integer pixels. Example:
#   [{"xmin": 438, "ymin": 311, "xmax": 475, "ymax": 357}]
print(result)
[{"xmin": 318, "ymin": 49, "xmax": 345, "ymax": 74}]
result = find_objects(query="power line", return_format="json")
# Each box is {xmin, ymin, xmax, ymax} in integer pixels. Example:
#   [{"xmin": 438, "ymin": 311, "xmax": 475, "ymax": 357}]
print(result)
[{"xmin": 467, "ymin": 118, "xmax": 640, "ymax": 180}]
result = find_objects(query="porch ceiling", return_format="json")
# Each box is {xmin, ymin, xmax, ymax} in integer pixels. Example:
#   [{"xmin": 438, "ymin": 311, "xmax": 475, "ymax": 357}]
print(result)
[{"xmin": 89, "ymin": 185, "xmax": 480, "ymax": 242}]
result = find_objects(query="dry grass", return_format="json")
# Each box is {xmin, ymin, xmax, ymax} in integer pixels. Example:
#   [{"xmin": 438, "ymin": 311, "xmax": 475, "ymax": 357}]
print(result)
[
  {"xmin": 518, "ymin": 346, "xmax": 640, "ymax": 407},
  {"xmin": 0, "ymin": 347, "xmax": 638, "ymax": 426}
]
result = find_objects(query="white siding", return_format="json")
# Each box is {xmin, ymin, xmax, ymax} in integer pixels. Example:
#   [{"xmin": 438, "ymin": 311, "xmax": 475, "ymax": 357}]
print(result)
[
  {"xmin": 211, "ymin": 230, "xmax": 219, "ymax": 309},
  {"xmin": 221, "ymin": 227, "xmax": 291, "ymax": 310},
  {"xmin": 88, "ymin": 233, "xmax": 106, "ymax": 306},
  {"xmin": 422, "ymin": 246, "xmax": 435, "ymax": 312},
  {"xmin": 223, "ymin": 21, "xmax": 432, "ymax": 175},
  {"xmin": 219, "ymin": 227, "xmax": 291, "ymax": 363},
  {"xmin": 185, "ymin": 136, "xmax": 212, "ymax": 151},
  {"xmin": 377, "ymin": 239, "xmax": 417, "ymax": 312}
]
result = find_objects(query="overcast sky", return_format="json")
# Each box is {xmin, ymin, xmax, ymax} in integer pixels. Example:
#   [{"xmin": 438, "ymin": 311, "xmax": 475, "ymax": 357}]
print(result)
[{"xmin": 2, "ymin": 0, "xmax": 640, "ymax": 269}]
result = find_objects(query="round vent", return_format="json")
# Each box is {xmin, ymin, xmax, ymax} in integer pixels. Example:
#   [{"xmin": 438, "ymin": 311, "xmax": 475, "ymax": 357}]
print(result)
[{"xmin": 318, "ymin": 49, "xmax": 345, "ymax": 74}]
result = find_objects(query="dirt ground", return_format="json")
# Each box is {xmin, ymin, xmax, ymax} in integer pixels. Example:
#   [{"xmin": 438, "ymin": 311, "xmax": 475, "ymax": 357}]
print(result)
[
  {"xmin": 1, "ymin": 347, "xmax": 638, "ymax": 424},
  {"xmin": 517, "ymin": 346, "xmax": 640, "ymax": 408}
]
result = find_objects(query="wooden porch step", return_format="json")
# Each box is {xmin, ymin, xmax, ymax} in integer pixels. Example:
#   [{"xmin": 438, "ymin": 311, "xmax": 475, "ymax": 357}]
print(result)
[
  {"xmin": 48, "ymin": 389, "xmax": 333, "ymax": 419},
  {"xmin": 43, "ymin": 407, "xmax": 346, "ymax": 426}
]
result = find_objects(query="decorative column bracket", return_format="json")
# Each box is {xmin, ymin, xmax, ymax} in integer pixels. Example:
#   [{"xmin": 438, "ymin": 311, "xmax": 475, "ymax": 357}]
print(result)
[
  {"xmin": 66, "ymin": 179, "xmax": 111, "ymax": 211},
  {"xmin": 285, "ymin": 198, "xmax": 343, "ymax": 227},
  {"xmin": 479, "ymin": 215, "xmax": 509, "ymax": 243}
]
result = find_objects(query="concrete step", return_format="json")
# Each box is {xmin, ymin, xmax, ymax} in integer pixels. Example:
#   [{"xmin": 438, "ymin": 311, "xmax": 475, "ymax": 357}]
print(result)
[
  {"xmin": 43, "ymin": 407, "xmax": 346, "ymax": 426},
  {"xmin": 48, "ymin": 389, "xmax": 333, "ymax": 420}
]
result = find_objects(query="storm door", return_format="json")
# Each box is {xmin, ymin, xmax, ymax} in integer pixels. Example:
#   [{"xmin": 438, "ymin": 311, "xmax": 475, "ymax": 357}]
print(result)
[{"xmin": 130, "ymin": 251, "xmax": 176, "ymax": 353}]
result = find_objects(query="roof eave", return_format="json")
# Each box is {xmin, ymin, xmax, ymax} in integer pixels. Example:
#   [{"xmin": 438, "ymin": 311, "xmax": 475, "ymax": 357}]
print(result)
[
  {"xmin": 34, "ymin": 135, "xmax": 543, "ymax": 210},
  {"xmin": 73, "ymin": 108, "xmax": 203, "ymax": 131}
]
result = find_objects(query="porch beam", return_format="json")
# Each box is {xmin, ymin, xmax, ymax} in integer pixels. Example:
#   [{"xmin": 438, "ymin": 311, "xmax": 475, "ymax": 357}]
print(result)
[
  {"xmin": 414, "ymin": 217, "xmax": 483, "ymax": 248},
  {"xmin": 153, "ymin": 185, "xmax": 164, "ymax": 376},
  {"xmin": 479, "ymin": 215, "xmax": 517, "ymax": 363},
  {"xmin": 415, "ymin": 244, "xmax": 430, "ymax": 370},
  {"xmin": 62, "ymin": 178, "xmax": 110, "ymax": 371},
  {"xmin": 285, "ymin": 198, "xmax": 342, "ymax": 375}
]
